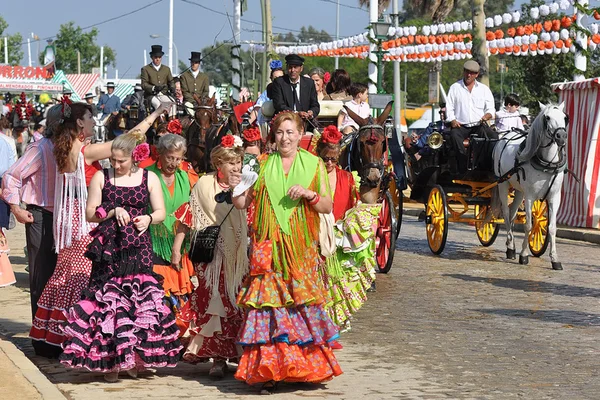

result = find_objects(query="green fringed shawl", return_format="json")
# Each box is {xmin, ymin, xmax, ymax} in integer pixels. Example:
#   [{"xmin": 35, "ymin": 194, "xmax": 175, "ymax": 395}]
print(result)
[{"xmin": 147, "ymin": 163, "xmax": 190, "ymax": 262}]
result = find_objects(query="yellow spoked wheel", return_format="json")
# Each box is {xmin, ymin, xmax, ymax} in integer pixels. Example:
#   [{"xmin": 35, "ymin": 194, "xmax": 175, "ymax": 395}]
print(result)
[
  {"xmin": 528, "ymin": 199, "xmax": 550, "ymax": 257},
  {"xmin": 426, "ymin": 185, "xmax": 448, "ymax": 255},
  {"xmin": 475, "ymin": 205, "xmax": 500, "ymax": 247}
]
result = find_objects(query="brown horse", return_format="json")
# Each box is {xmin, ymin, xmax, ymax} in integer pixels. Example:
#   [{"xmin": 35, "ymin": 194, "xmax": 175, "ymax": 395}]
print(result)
[{"xmin": 341, "ymin": 101, "xmax": 393, "ymax": 204}]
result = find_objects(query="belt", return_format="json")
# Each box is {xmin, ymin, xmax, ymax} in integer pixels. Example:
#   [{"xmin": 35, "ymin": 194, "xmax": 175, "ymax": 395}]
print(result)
[{"xmin": 26, "ymin": 204, "xmax": 53, "ymax": 216}]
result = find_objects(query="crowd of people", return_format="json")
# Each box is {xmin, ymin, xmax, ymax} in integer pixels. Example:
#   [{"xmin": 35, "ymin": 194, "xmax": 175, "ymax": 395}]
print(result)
[{"xmin": 0, "ymin": 49, "xmax": 384, "ymax": 394}]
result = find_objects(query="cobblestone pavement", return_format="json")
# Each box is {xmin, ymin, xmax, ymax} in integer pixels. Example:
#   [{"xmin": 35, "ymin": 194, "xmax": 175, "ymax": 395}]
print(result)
[{"xmin": 1, "ymin": 217, "xmax": 599, "ymax": 399}]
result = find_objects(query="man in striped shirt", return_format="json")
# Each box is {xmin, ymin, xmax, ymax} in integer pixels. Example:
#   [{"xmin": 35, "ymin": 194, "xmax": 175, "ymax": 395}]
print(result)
[{"xmin": 1, "ymin": 104, "xmax": 60, "ymax": 358}]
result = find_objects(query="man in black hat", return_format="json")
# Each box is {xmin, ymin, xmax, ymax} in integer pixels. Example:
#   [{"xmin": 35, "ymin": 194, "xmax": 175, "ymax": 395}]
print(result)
[
  {"xmin": 141, "ymin": 45, "xmax": 176, "ymax": 116},
  {"xmin": 62, "ymin": 88, "xmax": 72, "ymax": 99},
  {"xmin": 270, "ymin": 54, "xmax": 320, "ymax": 122},
  {"xmin": 84, "ymin": 92, "xmax": 98, "ymax": 117},
  {"xmin": 180, "ymin": 51, "xmax": 209, "ymax": 105},
  {"xmin": 97, "ymin": 82, "xmax": 121, "ymax": 120}
]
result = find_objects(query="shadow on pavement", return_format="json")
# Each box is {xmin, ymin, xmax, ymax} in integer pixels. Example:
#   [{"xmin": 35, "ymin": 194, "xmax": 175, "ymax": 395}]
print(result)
[
  {"xmin": 445, "ymin": 274, "xmax": 600, "ymax": 298},
  {"xmin": 473, "ymin": 308, "xmax": 600, "ymax": 326}
]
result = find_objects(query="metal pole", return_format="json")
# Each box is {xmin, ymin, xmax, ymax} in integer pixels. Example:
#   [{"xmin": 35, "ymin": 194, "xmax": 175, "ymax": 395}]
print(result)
[
  {"xmin": 77, "ymin": 50, "xmax": 81, "ymax": 74},
  {"xmin": 100, "ymin": 46, "xmax": 104, "ymax": 79},
  {"xmin": 265, "ymin": 0, "xmax": 272, "ymax": 86},
  {"xmin": 173, "ymin": 42, "xmax": 179, "ymax": 75},
  {"xmin": 573, "ymin": 0, "xmax": 588, "ymax": 81},
  {"xmin": 377, "ymin": 47, "xmax": 384, "ymax": 93},
  {"xmin": 169, "ymin": 0, "xmax": 174, "ymax": 72},
  {"xmin": 334, "ymin": 0, "xmax": 340, "ymax": 69},
  {"xmin": 4, "ymin": 37, "xmax": 8, "ymax": 64},
  {"xmin": 232, "ymin": 0, "xmax": 242, "ymax": 99},
  {"xmin": 27, "ymin": 38, "xmax": 32, "ymax": 67},
  {"xmin": 144, "ymin": 49, "xmax": 147, "ymax": 66},
  {"xmin": 261, "ymin": 0, "xmax": 267, "ymax": 92},
  {"xmin": 368, "ymin": 0, "xmax": 378, "ymax": 95},
  {"xmin": 392, "ymin": 0, "xmax": 401, "ymax": 131}
]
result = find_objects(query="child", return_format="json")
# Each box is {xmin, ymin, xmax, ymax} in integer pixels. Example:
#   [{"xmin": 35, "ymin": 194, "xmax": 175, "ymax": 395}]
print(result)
[
  {"xmin": 338, "ymin": 83, "xmax": 371, "ymax": 134},
  {"xmin": 495, "ymin": 93, "xmax": 525, "ymax": 132}
]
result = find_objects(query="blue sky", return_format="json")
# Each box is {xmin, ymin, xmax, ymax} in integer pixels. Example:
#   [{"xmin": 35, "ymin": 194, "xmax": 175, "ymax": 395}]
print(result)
[{"xmin": 2, "ymin": 0, "xmax": 531, "ymax": 79}]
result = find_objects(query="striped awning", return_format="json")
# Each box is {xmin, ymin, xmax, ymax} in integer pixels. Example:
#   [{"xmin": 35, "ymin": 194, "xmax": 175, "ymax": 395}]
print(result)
[
  {"xmin": 552, "ymin": 77, "xmax": 600, "ymax": 92},
  {"xmin": 113, "ymin": 84, "xmax": 134, "ymax": 101},
  {"xmin": 51, "ymin": 70, "xmax": 80, "ymax": 101},
  {"xmin": 66, "ymin": 73, "xmax": 100, "ymax": 99}
]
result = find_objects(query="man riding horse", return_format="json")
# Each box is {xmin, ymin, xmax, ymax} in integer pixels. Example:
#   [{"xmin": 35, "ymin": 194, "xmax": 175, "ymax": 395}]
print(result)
[
  {"xmin": 141, "ymin": 44, "xmax": 177, "ymax": 119},
  {"xmin": 180, "ymin": 51, "xmax": 210, "ymax": 108}
]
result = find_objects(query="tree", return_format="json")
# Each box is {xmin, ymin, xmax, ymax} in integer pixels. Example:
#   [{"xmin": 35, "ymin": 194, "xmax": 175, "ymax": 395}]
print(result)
[
  {"xmin": 297, "ymin": 26, "xmax": 332, "ymax": 43},
  {"xmin": 0, "ymin": 15, "xmax": 23, "ymax": 65},
  {"xmin": 42, "ymin": 22, "xmax": 116, "ymax": 74},
  {"xmin": 200, "ymin": 42, "xmax": 254, "ymax": 87}
]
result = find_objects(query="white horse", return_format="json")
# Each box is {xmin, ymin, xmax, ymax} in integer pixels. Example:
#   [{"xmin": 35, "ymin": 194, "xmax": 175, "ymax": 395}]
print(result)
[{"xmin": 491, "ymin": 102, "xmax": 569, "ymax": 270}]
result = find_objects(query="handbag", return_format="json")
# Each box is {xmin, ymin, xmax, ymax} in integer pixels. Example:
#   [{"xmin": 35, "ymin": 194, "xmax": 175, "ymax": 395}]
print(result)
[
  {"xmin": 189, "ymin": 206, "xmax": 235, "ymax": 264},
  {"xmin": 319, "ymin": 212, "xmax": 337, "ymax": 257}
]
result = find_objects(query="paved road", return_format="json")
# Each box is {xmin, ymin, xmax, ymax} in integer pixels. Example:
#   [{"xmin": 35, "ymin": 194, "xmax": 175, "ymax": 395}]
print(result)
[{"xmin": 1, "ymin": 217, "xmax": 599, "ymax": 399}]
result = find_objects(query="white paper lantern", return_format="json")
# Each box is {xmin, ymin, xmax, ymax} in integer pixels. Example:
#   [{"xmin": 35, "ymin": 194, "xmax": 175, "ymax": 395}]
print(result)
[
  {"xmin": 590, "ymin": 42, "xmax": 597, "ymax": 51},
  {"xmin": 505, "ymin": 38, "xmax": 515, "ymax": 47},
  {"xmin": 461, "ymin": 21, "xmax": 470, "ymax": 31},
  {"xmin": 569, "ymin": 45, "xmax": 576, "ymax": 53},
  {"xmin": 402, "ymin": 27, "xmax": 409, "ymax": 36},
  {"xmin": 445, "ymin": 23, "xmax": 453, "ymax": 32},
  {"xmin": 485, "ymin": 17, "xmax": 494, "ymax": 28},
  {"xmin": 559, "ymin": 0, "xmax": 570, "ymax": 10},
  {"xmin": 468, "ymin": 21, "xmax": 473, "ymax": 30},
  {"xmin": 541, "ymin": 32, "xmax": 551, "ymax": 42},
  {"xmin": 530, "ymin": 7, "xmax": 540, "ymax": 19},
  {"xmin": 561, "ymin": 45, "xmax": 569, "ymax": 53},
  {"xmin": 550, "ymin": 31, "xmax": 560, "ymax": 42},
  {"xmin": 539, "ymin": 5, "xmax": 550, "ymax": 16},
  {"xmin": 515, "ymin": 36, "xmax": 523, "ymax": 46},
  {"xmin": 553, "ymin": 46, "xmax": 562, "ymax": 54},
  {"xmin": 417, "ymin": 44, "xmax": 425, "ymax": 53},
  {"xmin": 560, "ymin": 29, "xmax": 570, "ymax": 40},
  {"xmin": 388, "ymin": 27, "xmax": 396, "ymax": 36},
  {"xmin": 439, "ymin": 24, "xmax": 446, "ymax": 34},
  {"xmin": 489, "ymin": 39, "xmax": 498, "ymax": 49},
  {"xmin": 409, "ymin": 26, "xmax": 417, "ymax": 36},
  {"xmin": 545, "ymin": 47, "xmax": 553, "ymax": 54},
  {"xmin": 549, "ymin": 2, "xmax": 559, "ymax": 14},
  {"xmin": 422, "ymin": 25, "xmax": 431, "ymax": 36},
  {"xmin": 466, "ymin": 42, "xmax": 473, "ymax": 50},
  {"xmin": 591, "ymin": 24, "xmax": 599, "ymax": 35},
  {"xmin": 530, "ymin": 34, "xmax": 538, "ymax": 43},
  {"xmin": 343, "ymin": 38, "xmax": 349, "ymax": 47},
  {"xmin": 453, "ymin": 21, "xmax": 461, "ymax": 32},
  {"xmin": 442, "ymin": 54, "xmax": 449, "ymax": 61},
  {"xmin": 432, "ymin": 43, "xmax": 440, "ymax": 51},
  {"xmin": 502, "ymin": 13, "xmax": 512, "ymax": 24},
  {"xmin": 512, "ymin": 11, "xmax": 521, "ymax": 23},
  {"xmin": 523, "ymin": 35, "xmax": 530, "ymax": 45}
]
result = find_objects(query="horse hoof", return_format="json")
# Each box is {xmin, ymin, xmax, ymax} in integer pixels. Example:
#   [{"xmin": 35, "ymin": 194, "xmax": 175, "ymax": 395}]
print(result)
[
  {"xmin": 506, "ymin": 249, "xmax": 516, "ymax": 260},
  {"xmin": 519, "ymin": 255, "xmax": 529, "ymax": 265},
  {"xmin": 551, "ymin": 262, "xmax": 563, "ymax": 271}
]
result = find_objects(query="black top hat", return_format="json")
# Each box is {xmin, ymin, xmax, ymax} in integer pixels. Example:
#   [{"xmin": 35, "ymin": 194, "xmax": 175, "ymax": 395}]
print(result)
[
  {"xmin": 285, "ymin": 54, "xmax": 305, "ymax": 66},
  {"xmin": 150, "ymin": 45, "xmax": 164, "ymax": 57},
  {"xmin": 106, "ymin": 82, "xmax": 116, "ymax": 88},
  {"xmin": 189, "ymin": 51, "xmax": 201, "ymax": 62}
]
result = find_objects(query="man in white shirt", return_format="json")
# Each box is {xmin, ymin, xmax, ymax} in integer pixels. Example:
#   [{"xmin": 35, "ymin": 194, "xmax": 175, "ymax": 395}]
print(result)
[{"xmin": 445, "ymin": 60, "xmax": 496, "ymax": 173}]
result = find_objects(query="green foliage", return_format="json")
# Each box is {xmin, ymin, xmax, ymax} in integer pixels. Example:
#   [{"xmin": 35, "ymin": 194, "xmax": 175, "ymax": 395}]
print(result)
[
  {"xmin": 199, "ymin": 42, "xmax": 256, "ymax": 87},
  {"xmin": 0, "ymin": 15, "xmax": 24, "ymax": 65},
  {"xmin": 42, "ymin": 22, "xmax": 116, "ymax": 74},
  {"xmin": 273, "ymin": 26, "xmax": 332, "ymax": 44}
]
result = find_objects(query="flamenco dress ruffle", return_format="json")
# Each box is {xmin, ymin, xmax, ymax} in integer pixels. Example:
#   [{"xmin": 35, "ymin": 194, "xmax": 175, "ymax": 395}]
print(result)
[{"xmin": 324, "ymin": 204, "xmax": 381, "ymax": 328}]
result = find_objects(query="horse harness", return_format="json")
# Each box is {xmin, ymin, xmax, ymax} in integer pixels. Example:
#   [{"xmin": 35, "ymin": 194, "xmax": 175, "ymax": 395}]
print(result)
[{"xmin": 345, "ymin": 124, "xmax": 388, "ymax": 188}]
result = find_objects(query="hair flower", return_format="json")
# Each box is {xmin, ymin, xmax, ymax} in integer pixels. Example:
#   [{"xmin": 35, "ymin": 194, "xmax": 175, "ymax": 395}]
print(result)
[
  {"xmin": 133, "ymin": 143, "xmax": 150, "ymax": 162},
  {"xmin": 233, "ymin": 135, "xmax": 244, "ymax": 148},
  {"xmin": 243, "ymin": 126, "xmax": 262, "ymax": 142},
  {"xmin": 221, "ymin": 134, "xmax": 235, "ymax": 148},
  {"xmin": 323, "ymin": 71, "xmax": 331, "ymax": 85},
  {"xmin": 167, "ymin": 119, "xmax": 183, "ymax": 134},
  {"xmin": 321, "ymin": 125, "xmax": 342, "ymax": 144},
  {"xmin": 269, "ymin": 60, "xmax": 283, "ymax": 70}
]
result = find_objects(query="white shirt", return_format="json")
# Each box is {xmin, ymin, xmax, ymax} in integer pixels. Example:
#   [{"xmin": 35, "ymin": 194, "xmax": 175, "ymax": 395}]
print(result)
[
  {"xmin": 0, "ymin": 133, "xmax": 17, "ymax": 166},
  {"xmin": 495, "ymin": 108, "xmax": 524, "ymax": 132},
  {"xmin": 446, "ymin": 79, "xmax": 495, "ymax": 126},
  {"xmin": 152, "ymin": 63, "xmax": 161, "ymax": 72},
  {"xmin": 192, "ymin": 69, "xmax": 199, "ymax": 79}
]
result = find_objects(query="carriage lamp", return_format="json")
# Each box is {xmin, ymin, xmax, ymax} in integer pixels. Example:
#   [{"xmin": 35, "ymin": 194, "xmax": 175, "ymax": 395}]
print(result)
[{"xmin": 384, "ymin": 115, "xmax": 394, "ymax": 138}]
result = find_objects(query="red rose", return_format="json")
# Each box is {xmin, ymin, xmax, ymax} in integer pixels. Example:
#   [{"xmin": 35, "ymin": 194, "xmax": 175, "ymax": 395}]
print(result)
[
  {"xmin": 221, "ymin": 135, "xmax": 235, "ymax": 148},
  {"xmin": 243, "ymin": 126, "xmax": 262, "ymax": 142},
  {"xmin": 321, "ymin": 125, "xmax": 342, "ymax": 144},
  {"xmin": 167, "ymin": 119, "xmax": 183, "ymax": 134},
  {"xmin": 323, "ymin": 72, "xmax": 331, "ymax": 85}
]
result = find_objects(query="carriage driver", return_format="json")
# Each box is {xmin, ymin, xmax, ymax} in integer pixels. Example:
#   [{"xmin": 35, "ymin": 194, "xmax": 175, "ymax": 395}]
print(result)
[
  {"xmin": 141, "ymin": 44, "xmax": 177, "ymax": 118},
  {"xmin": 180, "ymin": 51, "xmax": 209, "ymax": 106},
  {"xmin": 97, "ymin": 82, "xmax": 121, "ymax": 121},
  {"xmin": 445, "ymin": 60, "xmax": 497, "ymax": 173}
]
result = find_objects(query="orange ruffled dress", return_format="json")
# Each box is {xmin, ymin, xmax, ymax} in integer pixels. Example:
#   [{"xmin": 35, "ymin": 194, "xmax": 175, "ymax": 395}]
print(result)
[{"xmin": 235, "ymin": 151, "xmax": 343, "ymax": 385}]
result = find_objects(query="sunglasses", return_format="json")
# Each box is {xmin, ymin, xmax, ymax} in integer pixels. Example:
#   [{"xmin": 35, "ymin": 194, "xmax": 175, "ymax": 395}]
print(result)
[
  {"xmin": 215, "ymin": 191, "xmax": 232, "ymax": 204},
  {"xmin": 321, "ymin": 157, "xmax": 337, "ymax": 163}
]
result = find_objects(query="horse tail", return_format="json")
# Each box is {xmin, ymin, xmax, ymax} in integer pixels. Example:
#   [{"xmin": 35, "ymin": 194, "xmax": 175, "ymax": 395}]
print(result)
[{"xmin": 488, "ymin": 186, "xmax": 502, "ymax": 222}]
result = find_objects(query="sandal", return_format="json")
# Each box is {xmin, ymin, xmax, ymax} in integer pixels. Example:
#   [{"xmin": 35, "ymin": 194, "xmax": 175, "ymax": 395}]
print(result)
[{"xmin": 260, "ymin": 380, "xmax": 278, "ymax": 395}]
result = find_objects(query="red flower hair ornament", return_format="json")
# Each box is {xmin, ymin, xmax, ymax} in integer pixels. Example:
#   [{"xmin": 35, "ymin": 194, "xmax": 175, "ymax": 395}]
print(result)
[
  {"xmin": 221, "ymin": 134, "xmax": 236, "ymax": 148},
  {"xmin": 167, "ymin": 119, "xmax": 183, "ymax": 135},
  {"xmin": 323, "ymin": 71, "xmax": 331, "ymax": 85},
  {"xmin": 321, "ymin": 125, "xmax": 342, "ymax": 144},
  {"xmin": 243, "ymin": 126, "xmax": 262, "ymax": 142}
]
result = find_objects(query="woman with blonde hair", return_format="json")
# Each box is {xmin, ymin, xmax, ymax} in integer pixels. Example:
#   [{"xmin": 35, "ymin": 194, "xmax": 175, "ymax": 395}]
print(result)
[
  {"xmin": 231, "ymin": 111, "xmax": 342, "ymax": 394},
  {"xmin": 171, "ymin": 134, "xmax": 248, "ymax": 378},
  {"xmin": 60, "ymin": 132, "xmax": 181, "ymax": 382}
]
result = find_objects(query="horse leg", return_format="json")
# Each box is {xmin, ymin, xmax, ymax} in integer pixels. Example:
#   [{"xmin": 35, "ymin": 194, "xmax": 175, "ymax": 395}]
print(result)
[
  {"xmin": 547, "ymin": 193, "xmax": 563, "ymax": 270},
  {"xmin": 519, "ymin": 196, "xmax": 533, "ymax": 265},
  {"xmin": 498, "ymin": 183, "xmax": 516, "ymax": 259}
]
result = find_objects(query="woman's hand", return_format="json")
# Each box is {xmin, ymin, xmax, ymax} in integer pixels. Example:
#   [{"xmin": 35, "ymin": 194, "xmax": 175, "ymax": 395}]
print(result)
[
  {"xmin": 287, "ymin": 184, "xmax": 313, "ymax": 201},
  {"xmin": 170, "ymin": 249, "xmax": 182, "ymax": 271},
  {"xmin": 114, "ymin": 207, "xmax": 131, "ymax": 226},
  {"xmin": 228, "ymin": 171, "xmax": 242, "ymax": 189},
  {"xmin": 133, "ymin": 214, "xmax": 152, "ymax": 235}
]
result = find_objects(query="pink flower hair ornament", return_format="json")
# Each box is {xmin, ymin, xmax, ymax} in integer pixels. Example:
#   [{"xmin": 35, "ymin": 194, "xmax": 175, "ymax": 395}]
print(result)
[{"xmin": 132, "ymin": 143, "xmax": 150, "ymax": 163}]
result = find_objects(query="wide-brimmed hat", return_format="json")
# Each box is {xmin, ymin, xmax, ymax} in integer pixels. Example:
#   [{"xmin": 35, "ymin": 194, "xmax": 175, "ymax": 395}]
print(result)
[
  {"xmin": 106, "ymin": 82, "xmax": 116, "ymax": 89},
  {"xmin": 285, "ymin": 54, "xmax": 305, "ymax": 66},
  {"xmin": 84, "ymin": 92, "xmax": 94, "ymax": 100},
  {"xmin": 150, "ymin": 45, "xmax": 164, "ymax": 57},
  {"xmin": 189, "ymin": 51, "xmax": 201, "ymax": 62},
  {"xmin": 463, "ymin": 60, "xmax": 480, "ymax": 73},
  {"xmin": 62, "ymin": 88, "xmax": 72, "ymax": 95}
]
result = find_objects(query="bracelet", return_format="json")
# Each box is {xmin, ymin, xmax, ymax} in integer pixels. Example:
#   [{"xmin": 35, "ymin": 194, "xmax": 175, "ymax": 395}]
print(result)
[
  {"xmin": 148, "ymin": 214, "xmax": 153, "ymax": 225},
  {"xmin": 308, "ymin": 192, "xmax": 320, "ymax": 205}
]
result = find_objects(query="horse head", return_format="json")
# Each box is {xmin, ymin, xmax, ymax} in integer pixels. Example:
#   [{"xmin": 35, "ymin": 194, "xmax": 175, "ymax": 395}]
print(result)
[
  {"xmin": 343, "ymin": 101, "xmax": 394, "ymax": 193},
  {"xmin": 519, "ymin": 102, "xmax": 569, "ymax": 163}
]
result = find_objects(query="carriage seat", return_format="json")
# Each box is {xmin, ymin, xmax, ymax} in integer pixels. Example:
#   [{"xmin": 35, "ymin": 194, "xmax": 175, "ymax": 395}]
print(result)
[{"xmin": 318, "ymin": 100, "xmax": 345, "ymax": 117}]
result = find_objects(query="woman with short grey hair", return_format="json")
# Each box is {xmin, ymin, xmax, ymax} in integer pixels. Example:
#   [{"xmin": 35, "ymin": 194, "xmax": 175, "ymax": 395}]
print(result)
[
  {"xmin": 309, "ymin": 67, "xmax": 326, "ymax": 101},
  {"xmin": 146, "ymin": 133, "xmax": 198, "ymax": 332}
]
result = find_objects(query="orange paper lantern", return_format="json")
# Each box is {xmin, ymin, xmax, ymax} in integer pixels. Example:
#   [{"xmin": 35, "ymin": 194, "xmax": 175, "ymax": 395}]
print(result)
[
  {"xmin": 555, "ymin": 39, "xmax": 564, "ymax": 48},
  {"xmin": 507, "ymin": 27, "xmax": 516, "ymax": 37},
  {"xmin": 552, "ymin": 20, "xmax": 561, "ymax": 31},
  {"xmin": 592, "ymin": 34, "xmax": 600, "ymax": 44},
  {"xmin": 538, "ymin": 41, "xmax": 546, "ymax": 51},
  {"xmin": 486, "ymin": 31, "xmax": 495, "ymax": 41},
  {"xmin": 516, "ymin": 26, "xmax": 525, "ymax": 36},
  {"xmin": 490, "ymin": 48, "xmax": 499, "ymax": 55},
  {"xmin": 495, "ymin": 30, "xmax": 504, "ymax": 39},
  {"xmin": 543, "ymin": 21, "xmax": 553, "ymax": 32}
]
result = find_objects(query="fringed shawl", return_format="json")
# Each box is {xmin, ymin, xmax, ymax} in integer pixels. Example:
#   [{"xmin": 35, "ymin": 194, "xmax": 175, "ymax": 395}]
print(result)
[
  {"xmin": 53, "ymin": 152, "xmax": 92, "ymax": 253},
  {"xmin": 189, "ymin": 173, "xmax": 248, "ymax": 306}
]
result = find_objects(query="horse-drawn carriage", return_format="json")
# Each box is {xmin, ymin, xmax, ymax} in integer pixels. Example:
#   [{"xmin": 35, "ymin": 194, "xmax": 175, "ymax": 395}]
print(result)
[{"xmin": 404, "ymin": 103, "xmax": 569, "ymax": 270}]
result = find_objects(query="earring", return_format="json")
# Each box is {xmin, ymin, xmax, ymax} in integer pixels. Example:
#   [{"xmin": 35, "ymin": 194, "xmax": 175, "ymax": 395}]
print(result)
[
  {"xmin": 78, "ymin": 132, "xmax": 85, "ymax": 142},
  {"xmin": 217, "ymin": 169, "xmax": 224, "ymax": 180}
]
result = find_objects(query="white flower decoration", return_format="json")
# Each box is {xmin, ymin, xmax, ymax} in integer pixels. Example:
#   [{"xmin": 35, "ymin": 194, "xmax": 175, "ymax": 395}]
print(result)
[{"xmin": 233, "ymin": 135, "xmax": 243, "ymax": 148}]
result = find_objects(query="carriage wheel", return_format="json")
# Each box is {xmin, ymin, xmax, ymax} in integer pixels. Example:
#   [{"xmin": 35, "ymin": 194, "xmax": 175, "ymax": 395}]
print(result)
[
  {"xmin": 376, "ymin": 191, "xmax": 398, "ymax": 274},
  {"xmin": 474, "ymin": 205, "xmax": 499, "ymax": 247},
  {"xmin": 389, "ymin": 177, "xmax": 403, "ymax": 237},
  {"xmin": 426, "ymin": 185, "xmax": 448, "ymax": 255},
  {"xmin": 529, "ymin": 199, "xmax": 550, "ymax": 257}
]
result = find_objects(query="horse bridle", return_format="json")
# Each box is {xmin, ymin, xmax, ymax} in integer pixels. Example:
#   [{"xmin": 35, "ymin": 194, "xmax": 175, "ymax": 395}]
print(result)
[{"xmin": 349, "ymin": 124, "xmax": 387, "ymax": 188}]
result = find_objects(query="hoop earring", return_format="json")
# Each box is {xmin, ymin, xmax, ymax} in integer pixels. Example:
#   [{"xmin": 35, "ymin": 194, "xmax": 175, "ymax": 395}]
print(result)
[{"xmin": 78, "ymin": 132, "xmax": 85, "ymax": 142}]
